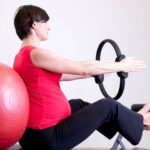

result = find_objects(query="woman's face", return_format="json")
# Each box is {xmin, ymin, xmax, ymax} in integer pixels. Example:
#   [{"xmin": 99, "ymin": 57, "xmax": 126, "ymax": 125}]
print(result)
[{"xmin": 33, "ymin": 21, "xmax": 50, "ymax": 41}]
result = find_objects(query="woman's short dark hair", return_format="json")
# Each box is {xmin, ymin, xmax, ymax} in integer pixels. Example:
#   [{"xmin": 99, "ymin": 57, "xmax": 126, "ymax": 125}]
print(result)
[{"xmin": 14, "ymin": 5, "xmax": 49, "ymax": 40}]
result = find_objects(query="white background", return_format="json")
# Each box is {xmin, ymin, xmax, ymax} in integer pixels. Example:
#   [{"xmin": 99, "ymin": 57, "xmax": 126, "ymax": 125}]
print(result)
[{"xmin": 0, "ymin": 0, "xmax": 150, "ymax": 148}]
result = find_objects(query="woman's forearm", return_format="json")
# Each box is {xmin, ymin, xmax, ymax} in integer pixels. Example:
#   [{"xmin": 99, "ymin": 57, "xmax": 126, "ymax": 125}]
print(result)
[
  {"xmin": 82, "ymin": 60, "xmax": 122, "ymax": 76},
  {"xmin": 81, "ymin": 58, "xmax": 146, "ymax": 76},
  {"xmin": 61, "ymin": 74, "xmax": 91, "ymax": 81},
  {"xmin": 60, "ymin": 60, "xmax": 121, "ymax": 81}
]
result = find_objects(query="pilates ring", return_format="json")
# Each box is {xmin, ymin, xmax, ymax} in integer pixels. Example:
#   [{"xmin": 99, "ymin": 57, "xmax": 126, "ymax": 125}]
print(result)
[{"xmin": 94, "ymin": 39, "xmax": 128, "ymax": 100}]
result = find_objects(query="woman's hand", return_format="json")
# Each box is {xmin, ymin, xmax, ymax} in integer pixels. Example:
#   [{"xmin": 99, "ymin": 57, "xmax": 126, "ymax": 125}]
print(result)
[{"xmin": 120, "ymin": 57, "xmax": 146, "ymax": 73}]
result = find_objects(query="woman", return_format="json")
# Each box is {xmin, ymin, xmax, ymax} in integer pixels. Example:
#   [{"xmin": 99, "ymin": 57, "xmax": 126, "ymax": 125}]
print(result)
[{"xmin": 13, "ymin": 5, "xmax": 150, "ymax": 150}]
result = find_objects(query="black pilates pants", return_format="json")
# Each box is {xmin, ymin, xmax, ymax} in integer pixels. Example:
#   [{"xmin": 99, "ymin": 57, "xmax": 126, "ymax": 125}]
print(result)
[{"xmin": 19, "ymin": 98, "xmax": 143, "ymax": 150}]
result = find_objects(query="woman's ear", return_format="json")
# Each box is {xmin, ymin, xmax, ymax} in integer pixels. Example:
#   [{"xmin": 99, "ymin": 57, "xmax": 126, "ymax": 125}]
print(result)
[{"xmin": 31, "ymin": 21, "xmax": 36, "ymax": 29}]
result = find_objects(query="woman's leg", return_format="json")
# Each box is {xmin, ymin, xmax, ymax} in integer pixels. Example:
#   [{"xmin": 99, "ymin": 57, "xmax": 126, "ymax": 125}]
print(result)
[
  {"xmin": 69, "ymin": 99, "xmax": 120, "ymax": 139},
  {"xmin": 44, "ymin": 98, "xmax": 143, "ymax": 150}
]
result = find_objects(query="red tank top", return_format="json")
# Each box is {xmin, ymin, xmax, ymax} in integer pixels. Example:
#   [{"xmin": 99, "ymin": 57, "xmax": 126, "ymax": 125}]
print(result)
[{"xmin": 13, "ymin": 46, "xmax": 71, "ymax": 129}]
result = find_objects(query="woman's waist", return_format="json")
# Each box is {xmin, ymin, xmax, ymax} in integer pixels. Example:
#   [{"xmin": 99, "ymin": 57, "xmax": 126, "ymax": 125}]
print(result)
[
  {"xmin": 28, "ymin": 101, "xmax": 71, "ymax": 129},
  {"xmin": 29, "ymin": 97, "xmax": 71, "ymax": 118}
]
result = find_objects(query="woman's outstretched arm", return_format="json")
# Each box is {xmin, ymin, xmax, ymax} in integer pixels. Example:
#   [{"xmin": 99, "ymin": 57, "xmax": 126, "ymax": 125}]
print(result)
[{"xmin": 30, "ymin": 48, "xmax": 146, "ymax": 81}]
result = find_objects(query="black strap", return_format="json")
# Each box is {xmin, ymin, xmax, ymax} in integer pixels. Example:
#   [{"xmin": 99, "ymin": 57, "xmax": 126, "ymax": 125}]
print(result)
[{"xmin": 94, "ymin": 39, "xmax": 128, "ymax": 100}]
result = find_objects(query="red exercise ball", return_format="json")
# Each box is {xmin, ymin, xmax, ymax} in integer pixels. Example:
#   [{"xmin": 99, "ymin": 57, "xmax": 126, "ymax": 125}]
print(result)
[{"xmin": 0, "ymin": 63, "xmax": 29, "ymax": 150}]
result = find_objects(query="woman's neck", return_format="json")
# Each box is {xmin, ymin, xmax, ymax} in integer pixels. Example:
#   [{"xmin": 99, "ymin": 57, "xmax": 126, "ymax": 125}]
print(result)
[{"xmin": 21, "ymin": 35, "xmax": 40, "ymax": 48}]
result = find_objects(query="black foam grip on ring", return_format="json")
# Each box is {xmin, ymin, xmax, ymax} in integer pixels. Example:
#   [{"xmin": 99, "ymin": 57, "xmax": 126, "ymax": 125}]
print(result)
[
  {"xmin": 115, "ymin": 55, "xmax": 128, "ymax": 79},
  {"xmin": 94, "ymin": 39, "xmax": 128, "ymax": 100},
  {"xmin": 131, "ymin": 104, "xmax": 144, "ymax": 112},
  {"xmin": 94, "ymin": 74, "xmax": 104, "ymax": 84}
]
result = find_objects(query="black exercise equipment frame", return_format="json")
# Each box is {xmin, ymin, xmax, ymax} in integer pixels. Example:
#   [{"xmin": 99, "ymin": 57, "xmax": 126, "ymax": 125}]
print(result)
[{"xmin": 94, "ymin": 39, "xmax": 128, "ymax": 100}]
